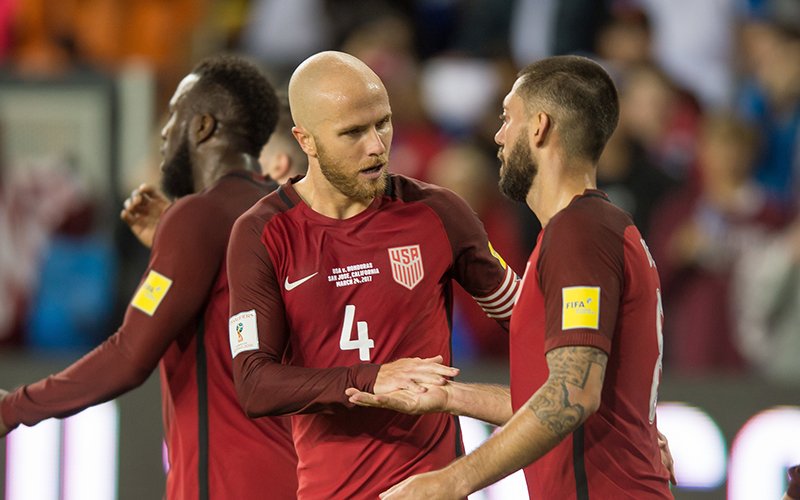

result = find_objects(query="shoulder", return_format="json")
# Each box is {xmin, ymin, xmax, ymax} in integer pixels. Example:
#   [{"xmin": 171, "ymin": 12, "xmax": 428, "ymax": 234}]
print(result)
[
  {"xmin": 544, "ymin": 193, "xmax": 629, "ymax": 251},
  {"xmin": 159, "ymin": 190, "xmax": 223, "ymax": 231},
  {"xmin": 150, "ymin": 191, "xmax": 230, "ymax": 253},
  {"xmin": 232, "ymin": 186, "xmax": 293, "ymax": 238},
  {"xmin": 389, "ymin": 173, "xmax": 476, "ymax": 220}
]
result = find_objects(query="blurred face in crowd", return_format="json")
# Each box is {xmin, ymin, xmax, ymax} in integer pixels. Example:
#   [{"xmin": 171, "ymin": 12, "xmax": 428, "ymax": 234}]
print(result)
[
  {"xmin": 160, "ymin": 73, "xmax": 199, "ymax": 199},
  {"xmin": 495, "ymin": 80, "xmax": 538, "ymax": 203}
]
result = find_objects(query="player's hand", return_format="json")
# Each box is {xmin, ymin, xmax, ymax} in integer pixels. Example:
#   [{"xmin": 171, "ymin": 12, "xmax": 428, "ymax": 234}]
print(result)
[
  {"xmin": 658, "ymin": 429, "xmax": 677, "ymax": 485},
  {"xmin": 346, "ymin": 382, "xmax": 450, "ymax": 415},
  {"xmin": 0, "ymin": 389, "xmax": 10, "ymax": 438},
  {"xmin": 380, "ymin": 470, "xmax": 463, "ymax": 500},
  {"xmin": 120, "ymin": 183, "xmax": 170, "ymax": 249},
  {"xmin": 373, "ymin": 356, "xmax": 458, "ymax": 395}
]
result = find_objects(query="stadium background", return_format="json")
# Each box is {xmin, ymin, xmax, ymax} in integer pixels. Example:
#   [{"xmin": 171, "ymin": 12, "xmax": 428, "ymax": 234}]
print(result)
[{"xmin": 0, "ymin": 0, "xmax": 799, "ymax": 498}]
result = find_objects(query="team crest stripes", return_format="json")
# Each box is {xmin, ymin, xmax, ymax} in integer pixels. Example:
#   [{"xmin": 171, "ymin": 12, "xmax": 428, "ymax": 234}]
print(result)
[{"xmin": 473, "ymin": 267, "xmax": 520, "ymax": 319}]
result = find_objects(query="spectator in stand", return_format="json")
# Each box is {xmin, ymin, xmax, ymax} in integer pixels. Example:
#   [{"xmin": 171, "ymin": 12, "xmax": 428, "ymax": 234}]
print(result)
[
  {"xmin": 649, "ymin": 113, "xmax": 789, "ymax": 375},
  {"xmin": 618, "ymin": 62, "xmax": 701, "ymax": 182},
  {"xmin": 736, "ymin": 0, "xmax": 800, "ymax": 205},
  {"xmin": 733, "ymin": 212, "xmax": 800, "ymax": 384},
  {"xmin": 427, "ymin": 143, "xmax": 527, "ymax": 360}
]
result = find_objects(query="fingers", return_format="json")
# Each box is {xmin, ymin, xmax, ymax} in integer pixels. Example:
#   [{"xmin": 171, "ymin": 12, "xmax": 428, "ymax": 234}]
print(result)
[
  {"xmin": 374, "ymin": 356, "xmax": 459, "ymax": 395},
  {"xmin": 346, "ymin": 389, "xmax": 383, "ymax": 408},
  {"xmin": 657, "ymin": 431, "xmax": 677, "ymax": 485},
  {"xmin": 416, "ymin": 356, "xmax": 460, "ymax": 379}
]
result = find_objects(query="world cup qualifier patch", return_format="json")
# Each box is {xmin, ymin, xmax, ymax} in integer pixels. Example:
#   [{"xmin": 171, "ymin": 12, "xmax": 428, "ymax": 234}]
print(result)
[
  {"xmin": 229, "ymin": 310, "xmax": 259, "ymax": 357},
  {"xmin": 131, "ymin": 270, "xmax": 173, "ymax": 316},
  {"xmin": 561, "ymin": 286, "xmax": 600, "ymax": 330}
]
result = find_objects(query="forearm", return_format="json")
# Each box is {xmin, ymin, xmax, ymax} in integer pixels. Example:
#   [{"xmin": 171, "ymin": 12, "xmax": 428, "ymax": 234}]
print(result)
[
  {"xmin": 445, "ymin": 382, "xmax": 511, "ymax": 426},
  {"xmin": 444, "ymin": 346, "xmax": 606, "ymax": 496},
  {"xmin": 445, "ymin": 379, "xmax": 588, "ymax": 495},
  {"xmin": 1, "ymin": 334, "xmax": 154, "ymax": 430},
  {"xmin": 235, "ymin": 352, "xmax": 380, "ymax": 416}
]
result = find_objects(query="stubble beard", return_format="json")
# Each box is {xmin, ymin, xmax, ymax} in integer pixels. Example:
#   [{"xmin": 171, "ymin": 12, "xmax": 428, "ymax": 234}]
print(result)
[
  {"xmin": 317, "ymin": 145, "xmax": 388, "ymax": 204},
  {"xmin": 498, "ymin": 135, "xmax": 537, "ymax": 203}
]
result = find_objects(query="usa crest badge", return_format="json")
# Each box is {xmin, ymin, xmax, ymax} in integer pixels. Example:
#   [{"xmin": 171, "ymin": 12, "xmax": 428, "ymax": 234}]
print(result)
[{"xmin": 388, "ymin": 245, "xmax": 424, "ymax": 290}]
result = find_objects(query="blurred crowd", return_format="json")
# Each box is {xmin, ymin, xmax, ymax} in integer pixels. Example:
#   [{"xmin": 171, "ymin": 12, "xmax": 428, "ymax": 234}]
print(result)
[{"xmin": 0, "ymin": 0, "xmax": 798, "ymax": 384}]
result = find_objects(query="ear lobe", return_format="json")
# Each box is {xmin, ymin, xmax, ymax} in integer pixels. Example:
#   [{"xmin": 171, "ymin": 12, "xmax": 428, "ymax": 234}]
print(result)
[{"xmin": 192, "ymin": 114, "xmax": 217, "ymax": 145}]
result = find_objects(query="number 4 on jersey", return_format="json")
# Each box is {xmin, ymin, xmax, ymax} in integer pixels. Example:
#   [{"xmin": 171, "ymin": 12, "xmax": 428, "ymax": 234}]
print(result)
[{"xmin": 340, "ymin": 305, "xmax": 374, "ymax": 361}]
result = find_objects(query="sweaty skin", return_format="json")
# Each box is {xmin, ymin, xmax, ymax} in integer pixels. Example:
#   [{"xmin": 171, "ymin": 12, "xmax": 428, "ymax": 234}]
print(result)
[
  {"xmin": 288, "ymin": 52, "xmax": 393, "ymax": 219},
  {"xmin": 288, "ymin": 52, "xmax": 387, "ymax": 136}
]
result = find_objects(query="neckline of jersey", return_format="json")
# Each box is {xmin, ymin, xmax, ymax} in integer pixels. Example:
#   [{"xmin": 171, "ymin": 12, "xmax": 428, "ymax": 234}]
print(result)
[{"xmin": 283, "ymin": 179, "xmax": 385, "ymax": 226}]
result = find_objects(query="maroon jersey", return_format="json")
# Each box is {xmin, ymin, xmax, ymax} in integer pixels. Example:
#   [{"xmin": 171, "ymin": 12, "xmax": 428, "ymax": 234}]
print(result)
[
  {"xmin": 509, "ymin": 190, "xmax": 671, "ymax": 499},
  {"xmin": 1, "ymin": 172, "xmax": 297, "ymax": 500},
  {"xmin": 227, "ymin": 174, "xmax": 518, "ymax": 499}
]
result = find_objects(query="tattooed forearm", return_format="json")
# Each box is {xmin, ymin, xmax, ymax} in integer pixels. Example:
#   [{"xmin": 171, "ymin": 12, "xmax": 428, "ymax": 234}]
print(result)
[
  {"xmin": 527, "ymin": 380, "xmax": 586, "ymax": 437},
  {"xmin": 525, "ymin": 346, "xmax": 608, "ymax": 439}
]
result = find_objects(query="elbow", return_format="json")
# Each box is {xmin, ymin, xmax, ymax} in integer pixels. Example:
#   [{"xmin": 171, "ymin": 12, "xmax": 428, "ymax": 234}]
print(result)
[
  {"xmin": 583, "ymin": 392, "xmax": 601, "ymax": 418},
  {"xmin": 237, "ymin": 388, "xmax": 284, "ymax": 418},
  {"xmin": 234, "ymin": 375, "xmax": 265, "ymax": 418},
  {"xmin": 233, "ymin": 364, "xmax": 282, "ymax": 418},
  {"xmin": 240, "ymin": 398, "xmax": 266, "ymax": 419}
]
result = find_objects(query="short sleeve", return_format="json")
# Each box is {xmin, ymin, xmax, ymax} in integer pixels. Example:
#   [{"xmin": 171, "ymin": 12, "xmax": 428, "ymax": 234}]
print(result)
[{"xmin": 538, "ymin": 208, "xmax": 624, "ymax": 354}]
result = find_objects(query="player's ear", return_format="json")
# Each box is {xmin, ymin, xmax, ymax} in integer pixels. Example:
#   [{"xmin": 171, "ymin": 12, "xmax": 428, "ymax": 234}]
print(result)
[
  {"xmin": 531, "ymin": 111, "xmax": 551, "ymax": 148},
  {"xmin": 191, "ymin": 113, "xmax": 217, "ymax": 146},
  {"xmin": 292, "ymin": 126, "xmax": 317, "ymax": 158}
]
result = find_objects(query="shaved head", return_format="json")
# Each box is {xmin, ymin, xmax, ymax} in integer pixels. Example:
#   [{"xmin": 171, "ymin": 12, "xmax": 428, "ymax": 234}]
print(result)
[{"xmin": 288, "ymin": 51, "xmax": 388, "ymax": 134}]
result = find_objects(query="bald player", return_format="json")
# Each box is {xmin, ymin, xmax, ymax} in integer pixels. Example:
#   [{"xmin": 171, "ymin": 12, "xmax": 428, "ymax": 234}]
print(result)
[{"xmin": 225, "ymin": 51, "xmax": 520, "ymax": 499}]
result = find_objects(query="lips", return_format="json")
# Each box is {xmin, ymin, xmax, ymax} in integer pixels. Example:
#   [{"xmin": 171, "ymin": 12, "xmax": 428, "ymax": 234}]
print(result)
[{"xmin": 360, "ymin": 164, "xmax": 384, "ymax": 174}]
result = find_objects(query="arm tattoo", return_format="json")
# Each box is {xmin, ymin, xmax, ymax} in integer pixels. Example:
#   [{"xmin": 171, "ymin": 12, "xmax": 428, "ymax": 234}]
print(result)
[{"xmin": 525, "ymin": 346, "xmax": 608, "ymax": 438}]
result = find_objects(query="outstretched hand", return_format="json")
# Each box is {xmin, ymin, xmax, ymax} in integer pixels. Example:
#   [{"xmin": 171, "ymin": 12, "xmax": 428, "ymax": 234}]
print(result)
[
  {"xmin": 0, "ymin": 389, "xmax": 9, "ymax": 438},
  {"xmin": 372, "ymin": 355, "xmax": 458, "ymax": 395},
  {"xmin": 658, "ymin": 429, "xmax": 677, "ymax": 485},
  {"xmin": 346, "ymin": 382, "xmax": 450, "ymax": 415},
  {"xmin": 120, "ymin": 183, "xmax": 170, "ymax": 248}
]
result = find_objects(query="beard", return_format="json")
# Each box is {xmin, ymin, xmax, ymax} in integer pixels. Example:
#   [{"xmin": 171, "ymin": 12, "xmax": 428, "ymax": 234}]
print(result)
[
  {"xmin": 317, "ymin": 143, "xmax": 388, "ymax": 203},
  {"xmin": 498, "ymin": 134, "xmax": 537, "ymax": 203},
  {"xmin": 161, "ymin": 136, "xmax": 195, "ymax": 200}
]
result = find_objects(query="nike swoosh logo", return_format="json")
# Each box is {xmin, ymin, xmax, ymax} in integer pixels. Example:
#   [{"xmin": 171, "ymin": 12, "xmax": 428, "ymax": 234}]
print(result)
[{"xmin": 284, "ymin": 272, "xmax": 318, "ymax": 291}]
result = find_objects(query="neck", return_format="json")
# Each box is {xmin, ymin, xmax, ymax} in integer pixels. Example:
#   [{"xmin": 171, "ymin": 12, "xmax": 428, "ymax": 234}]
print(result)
[
  {"xmin": 294, "ymin": 164, "xmax": 374, "ymax": 219},
  {"xmin": 193, "ymin": 151, "xmax": 258, "ymax": 191},
  {"xmin": 527, "ymin": 152, "xmax": 596, "ymax": 227}
]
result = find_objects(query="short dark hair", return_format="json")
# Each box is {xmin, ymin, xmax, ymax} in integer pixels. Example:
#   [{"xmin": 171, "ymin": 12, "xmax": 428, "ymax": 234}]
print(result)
[
  {"xmin": 189, "ymin": 55, "xmax": 279, "ymax": 156},
  {"xmin": 516, "ymin": 55, "xmax": 619, "ymax": 162}
]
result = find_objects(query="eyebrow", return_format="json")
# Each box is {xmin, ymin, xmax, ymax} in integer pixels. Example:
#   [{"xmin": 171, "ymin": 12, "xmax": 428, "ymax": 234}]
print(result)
[{"xmin": 337, "ymin": 113, "xmax": 392, "ymax": 134}]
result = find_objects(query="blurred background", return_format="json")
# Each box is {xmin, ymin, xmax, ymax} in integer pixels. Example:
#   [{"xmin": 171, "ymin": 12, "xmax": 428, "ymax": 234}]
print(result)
[{"xmin": 0, "ymin": 0, "xmax": 798, "ymax": 498}]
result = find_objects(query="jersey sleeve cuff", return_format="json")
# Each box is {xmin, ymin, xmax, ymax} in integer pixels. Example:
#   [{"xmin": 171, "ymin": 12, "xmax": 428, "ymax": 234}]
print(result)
[
  {"xmin": 349, "ymin": 363, "xmax": 381, "ymax": 394},
  {"xmin": 544, "ymin": 332, "xmax": 612, "ymax": 355}
]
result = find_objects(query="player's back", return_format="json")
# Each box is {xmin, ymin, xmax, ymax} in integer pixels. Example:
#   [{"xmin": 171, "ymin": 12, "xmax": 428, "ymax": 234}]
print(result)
[
  {"xmin": 511, "ymin": 191, "xmax": 671, "ymax": 499},
  {"xmin": 158, "ymin": 172, "xmax": 297, "ymax": 500}
]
